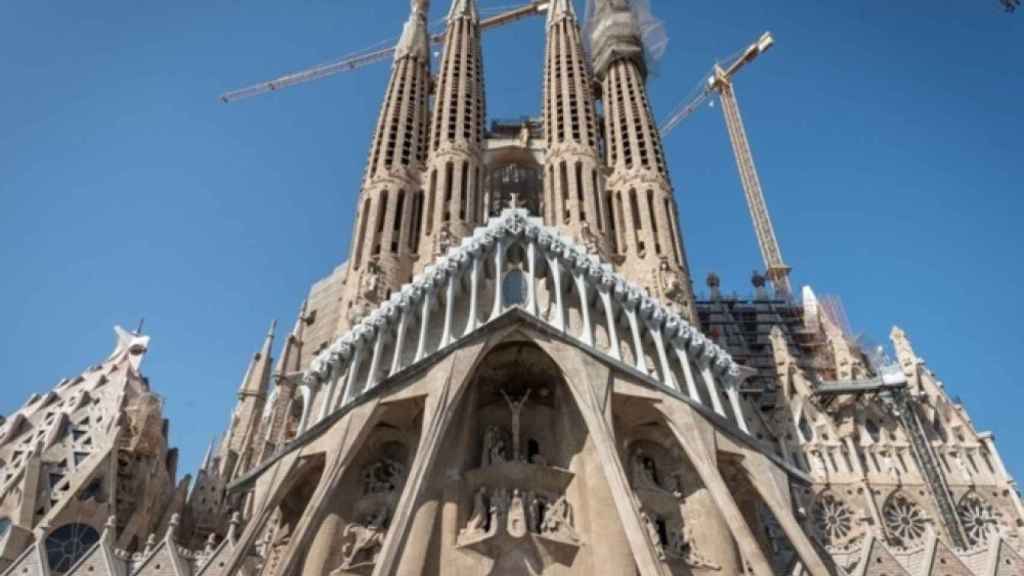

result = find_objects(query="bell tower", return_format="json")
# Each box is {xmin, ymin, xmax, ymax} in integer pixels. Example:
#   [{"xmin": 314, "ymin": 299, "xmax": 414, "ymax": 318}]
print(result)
[
  {"xmin": 590, "ymin": 0, "xmax": 697, "ymax": 320},
  {"xmin": 415, "ymin": 0, "xmax": 487, "ymax": 272},
  {"xmin": 542, "ymin": 0, "xmax": 610, "ymax": 255},
  {"xmin": 343, "ymin": 0, "xmax": 432, "ymax": 327}
]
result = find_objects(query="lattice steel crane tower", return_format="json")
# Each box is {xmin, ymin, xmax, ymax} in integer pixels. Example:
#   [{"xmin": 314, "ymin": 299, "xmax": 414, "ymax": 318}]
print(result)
[{"xmin": 662, "ymin": 32, "xmax": 792, "ymax": 296}]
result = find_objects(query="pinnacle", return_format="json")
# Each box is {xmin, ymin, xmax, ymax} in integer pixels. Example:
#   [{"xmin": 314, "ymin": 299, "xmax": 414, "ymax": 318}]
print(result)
[
  {"xmin": 447, "ymin": 0, "xmax": 478, "ymax": 20},
  {"xmin": 547, "ymin": 0, "xmax": 577, "ymax": 24},
  {"xmin": 397, "ymin": 0, "xmax": 431, "ymax": 59}
]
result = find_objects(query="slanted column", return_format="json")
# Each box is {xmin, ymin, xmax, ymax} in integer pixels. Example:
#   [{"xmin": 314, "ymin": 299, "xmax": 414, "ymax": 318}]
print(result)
[
  {"xmin": 389, "ymin": 307, "xmax": 410, "ymax": 376},
  {"xmin": 649, "ymin": 322, "xmax": 677, "ymax": 391},
  {"xmin": 318, "ymin": 364, "xmax": 337, "ymax": 420},
  {"xmin": 723, "ymin": 380, "xmax": 749, "ymax": 433},
  {"xmin": 526, "ymin": 241, "xmax": 539, "ymax": 316},
  {"xmin": 698, "ymin": 357, "xmax": 726, "ymax": 417},
  {"xmin": 465, "ymin": 256, "xmax": 480, "ymax": 334},
  {"xmin": 490, "ymin": 238, "xmax": 506, "ymax": 320},
  {"xmin": 624, "ymin": 298, "xmax": 648, "ymax": 374},
  {"xmin": 548, "ymin": 253, "xmax": 566, "ymax": 331},
  {"xmin": 671, "ymin": 342, "xmax": 701, "ymax": 403},
  {"xmin": 574, "ymin": 269, "xmax": 594, "ymax": 346},
  {"xmin": 317, "ymin": 368, "xmax": 338, "ymax": 421},
  {"xmin": 415, "ymin": 291, "xmax": 431, "ymax": 362},
  {"xmin": 341, "ymin": 342, "xmax": 365, "ymax": 406},
  {"xmin": 599, "ymin": 286, "xmax": 621, "ymax": 360},
  {"xmin": 441, "ymin": 275, "xmax": 456, "ymax": 347},
  {"xmin": 366, "ymin": 325, "xmax": 386, "ymax": 390}
]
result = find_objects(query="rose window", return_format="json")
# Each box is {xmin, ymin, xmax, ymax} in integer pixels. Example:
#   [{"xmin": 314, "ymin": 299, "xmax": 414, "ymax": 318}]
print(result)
[
  {"xmin": 959, "ymin": 493, "xmax": 1002, "ymax": 546},
  {"xmin": 883, "ymin": 494, "xmax": 928, "ymax": 546},
  {"xmin": 45, "ymin": 523, "xmax": 100, "ymax": 574},
  {"xmin": 812, "ymin": 493, "xmax": 854, "ymax": 547}
]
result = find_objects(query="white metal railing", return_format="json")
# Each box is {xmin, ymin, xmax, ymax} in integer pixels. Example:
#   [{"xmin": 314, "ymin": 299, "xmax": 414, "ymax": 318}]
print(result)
[{"xmin": 300, "ymin": 209, "xmax": 752, "ymax": 434}]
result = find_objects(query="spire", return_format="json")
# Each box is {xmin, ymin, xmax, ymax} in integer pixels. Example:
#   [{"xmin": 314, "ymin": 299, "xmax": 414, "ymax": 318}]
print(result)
[
  {"xmin": 547, "ymin": 0, "xmax": 576, "ymax": 24},
  {"xmin": 447, "ymin": 0, "xmax": 478, "ymax": 20},
  {"xmin": 200, "ymin": 438, "xmax": 215, "ymax": 470},
  {"xmin": 396, "ymin": 0, "xmax": 430, "ymax": 59},
  {"xmin": 275, "ymin": 300, "xmax": 306, "ymax": 377},
  {"xmin": 237, "ymin": 320, "xmax": 275, "ymax": 398},
  {"xmin": 589, "ymin": 0, "xmax": 645, "ymax": 79}
]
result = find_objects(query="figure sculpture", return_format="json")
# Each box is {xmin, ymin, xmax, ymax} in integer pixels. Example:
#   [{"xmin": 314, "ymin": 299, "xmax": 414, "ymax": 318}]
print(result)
[
  {"xmin": 461, "ymin": 486, "xmax": 489, "ymax": 539},
  {"xmin": 482, "ymin": 425, "xmax": 508, "ymax": 466},
  {"xmin": 501, "ymin": 389, "xmax": 531, "ymax": 461},
  {"xmin": 339, "ymin": 508, "xmax": 388, "ymax": 569},
  {"xmin": 631, "ymin": 449, "xmax": 660, "ymax": 490},
  {"xmin": 540, "ymin": 495, "xmax": 577, "ymax": 541}
]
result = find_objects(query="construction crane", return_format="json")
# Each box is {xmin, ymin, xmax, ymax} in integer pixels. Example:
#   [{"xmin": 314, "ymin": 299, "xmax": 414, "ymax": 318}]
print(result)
[
  {"xmin": 219, "ymin": 1, "xmax": 551, "ymax": 103},
  {"xmin": 660, "ymin": 32, "xmax": 792, "ymax": 297}
]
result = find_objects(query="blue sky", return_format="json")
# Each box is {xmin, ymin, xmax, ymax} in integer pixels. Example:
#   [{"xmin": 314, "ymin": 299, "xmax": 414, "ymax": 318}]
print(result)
[{"xmin": 2, "ymin": 1, "xmax": 1021, "ymax": 481}]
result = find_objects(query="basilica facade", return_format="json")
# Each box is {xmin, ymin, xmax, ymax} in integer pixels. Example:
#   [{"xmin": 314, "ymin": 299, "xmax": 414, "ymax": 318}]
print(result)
[{"xmin": 2, "ymin": 1, "xmax": 1021, "ymax": 575}]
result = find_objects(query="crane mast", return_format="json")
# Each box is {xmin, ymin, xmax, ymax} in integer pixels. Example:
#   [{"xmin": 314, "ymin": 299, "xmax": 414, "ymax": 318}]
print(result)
[
  {"xmin": 661, "ymin": 32, "xmax": 791, "ymax": 296},
  {"xmin": 711, "ymin": 61, "xmax": 792, "ymax": 295}
]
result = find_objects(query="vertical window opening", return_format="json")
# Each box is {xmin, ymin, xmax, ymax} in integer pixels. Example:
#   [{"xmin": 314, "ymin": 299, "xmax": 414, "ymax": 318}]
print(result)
[
  {"xmin": 559, "ymin": 162, "xmax": 569, "ymax": 223},
  {"xmin": 443, "ymin": 161, "xmax": 454, "ymax": 222},
  {"xmin": 591, "ymin": 168, "xmax": 603, "ymax": 230},
  {"xmin": 459, "ymin": 162, "xmax": 469, "ymax": 221},
  {"xmin": 574, "ymin": 161, "xmax": 585, "ymax": 221},
  {"xmin": 410, "ymin": 191, "xmax": 423, "ymax": 252},
  {"xmin": 665, "ymin": 197, "xmax": 682, "ymax": 266},
  {"xmin": 647, "ymin": 190, "xmax": 661, "ymax": 255},
  {"xmin": 391, "ymin": 190, "xmax": 405, "ymax": 254},
  {"xmin": 353, "ymin": 198, "xmax": 370, "ymax": 270},
  {"xmin": 629, "ymin": 189, "xmax": 644, "ymax": 254},
  {"xmin": 606, "ymin": 192, "xmax": 618, "ymax": 253},
  {"xmin": 373, "ymin": 190, "xmax": 389, "ymax": 255},
  {"xmin": 426, "ymin": 169, "xmax": 437, "ymax": 234}
]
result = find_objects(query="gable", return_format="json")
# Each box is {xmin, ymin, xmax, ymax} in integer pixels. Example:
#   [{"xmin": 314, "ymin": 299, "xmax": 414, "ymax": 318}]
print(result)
[{"xmin": 301, "ymin": 209, "xmax": 752, "ymax": 443}]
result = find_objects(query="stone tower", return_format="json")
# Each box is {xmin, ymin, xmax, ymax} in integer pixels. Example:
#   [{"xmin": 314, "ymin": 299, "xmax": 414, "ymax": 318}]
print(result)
[
  {"xmin": 416, "ymin": 0, "xmax": 487, "ymax": 271},
  {"xmin": 343, "ymin": 0, "xmax": 433, "ymax": 328},
  {"xmin": 542, "ymin": 0, "xmax": 609, "ymax": 256},
  {"xmin": 589, "ymin": 0, "xmax": 696, "ymax": 320}
]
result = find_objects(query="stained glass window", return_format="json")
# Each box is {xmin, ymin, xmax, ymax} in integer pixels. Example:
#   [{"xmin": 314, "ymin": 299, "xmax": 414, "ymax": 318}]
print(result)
[
  {"xmin": 0, "ymin": 517, "xmax": 11, "ymax": 540},
  {"xmin": 45, "ymin": 523, "xmax": 100, "ymax": 573}
]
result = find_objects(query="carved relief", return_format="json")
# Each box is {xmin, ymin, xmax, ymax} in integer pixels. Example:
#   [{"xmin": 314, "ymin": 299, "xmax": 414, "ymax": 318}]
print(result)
[
  {"xmin": 641, "ymin": 508, "xmax": 719, "ymax": 570},
  {"xmin": 339, "ymin": 507, "xmax": 389, "ymax": 570},
  {"xmin": 655, "ymin": 257, "xmax": 688, "ymax": 311},
  {"xmin": 458, "ymin": 486, "xmax": 577, "ymax": 546},
  {"xmin": 361, "ymin": 458, "xmax": 406, "ymax": 495}
]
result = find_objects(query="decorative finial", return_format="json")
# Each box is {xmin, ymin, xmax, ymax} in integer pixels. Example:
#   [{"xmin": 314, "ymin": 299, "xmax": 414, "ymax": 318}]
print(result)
[
  {"xmin": 706, "ymin": 273, "xmax": 720, "ymax": 289},
  {"xmin": 205, "ymin": 532, "xmax": 218, "ymax": 554},
  {"xmin": 165, "ymin": 513, "xmax": 180, "ymax": 540},
  {"xmin": 144, "ymin": 533, "xmax": 157, "ymax": 556},
  {"xmin": 103, "ymin": 516, "xmax": 117, "ymax": 545},
  {"xmin": 227, "ymin": 511, "xmax": 242, "ymax": 543}
]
